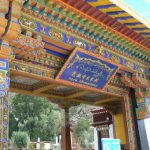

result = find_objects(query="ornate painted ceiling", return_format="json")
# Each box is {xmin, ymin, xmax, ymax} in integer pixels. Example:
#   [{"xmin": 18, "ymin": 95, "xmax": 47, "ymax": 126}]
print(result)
[{"xmin": 5, "ymin": 0, "xmax": 150, "ymax": 108}]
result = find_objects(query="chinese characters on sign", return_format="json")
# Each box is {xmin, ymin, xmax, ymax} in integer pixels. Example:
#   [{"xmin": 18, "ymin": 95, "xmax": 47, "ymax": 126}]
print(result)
[{"xmin": 56, "ymin": 48, "xmax": 119, "ymax": 92}]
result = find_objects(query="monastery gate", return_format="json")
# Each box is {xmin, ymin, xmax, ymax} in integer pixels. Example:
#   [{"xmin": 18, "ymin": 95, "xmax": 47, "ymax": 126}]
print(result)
[{"xmin": 0, "ymin": 0, "xmax": 150, "ymax": 149}]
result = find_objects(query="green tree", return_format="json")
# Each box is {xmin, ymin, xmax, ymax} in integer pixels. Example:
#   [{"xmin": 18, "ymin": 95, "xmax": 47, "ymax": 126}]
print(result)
[
  {"xmin": 70, "ymin": 105, "xmax": 95, "ymax": 148},
  {"xmin": 9, "ymin": 112, "xmax": 19, "ymax": 138},
  {"xmin": 10, "ymin": 94, "xmax": 61, "ymax": 142},
  {"xmin": 12, "ymin": 131, "xmax": 29, "ymax": 148},
  {"xmin": 73, "ymin": 119, "xmax": 93, "ymax": 148}
]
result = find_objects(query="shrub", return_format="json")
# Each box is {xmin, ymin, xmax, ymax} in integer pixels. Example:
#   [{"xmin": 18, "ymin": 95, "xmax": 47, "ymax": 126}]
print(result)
[{"xmin": 12, "ymin": 131, "xmax": 29, "ymax": 148}]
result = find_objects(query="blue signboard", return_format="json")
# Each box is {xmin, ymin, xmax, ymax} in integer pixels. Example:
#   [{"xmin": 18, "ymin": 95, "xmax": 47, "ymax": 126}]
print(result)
[
  {"xmin": 56, "ymin": 48, "xmax": 119, "ymax": 92},
  {"xmin": 101, "ymin": 138, "xmax": 121, "ymax": 150}
]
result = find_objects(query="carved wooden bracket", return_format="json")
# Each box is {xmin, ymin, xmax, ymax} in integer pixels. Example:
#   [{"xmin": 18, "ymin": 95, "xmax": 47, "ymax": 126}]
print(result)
[
  {"xmin": 11, "ymin": 34, "xmax": 45, "ymax": 58},
  {"xmin": 121, "ymin": 73, "xmax": 150, "ymax": 89},
  {"xmin": 11, "ymin": 0, "xmax": 26, "ymax": 20},
  {"xmin": 121, "ymin": 74, "xmax": 137, "ymax": 88},
  {"xmin": 135, "ymin": 88, "xmax": 144, "ymax": 98},
  {"xmin": 132, "ymin": 73, "xmax": 149, "ymax": 88},
  {"xmin": 0, "ymin": 41, "xmax": 12, "ymax": 60},
  {"xmin": 145, "ymin": 88, "xmax": 150, "ymax": 97},
  {"xmin": 0, "ymin": 0, "xmax": 25, "ymax": 41},
  {"xmin": 0, "ymin": 1, "xmax": 9, "ymax": 36}
]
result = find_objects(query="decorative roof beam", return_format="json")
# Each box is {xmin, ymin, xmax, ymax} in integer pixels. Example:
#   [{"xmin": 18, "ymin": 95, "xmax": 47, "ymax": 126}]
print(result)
[
  {"xmin": 66, "ymin": 91, "xmax": 90, "ymax": 99},
  {"xmin": 10, "ymin": 87, "xmax": 64, "ymax": 100},
  {"xmin": 22, "ymin": 0, "xmax": 149, "ymax": 61},
  {"xmin": 33, "ymin": 84, "xmax": 57, "ymax": 94},
  {"xmin": 94, "ymin": 97, "xmax": 119, "ymax": 105},
  {"xmin": 10, "ymin": 87, "xmax": 95, "ymax": 105}
]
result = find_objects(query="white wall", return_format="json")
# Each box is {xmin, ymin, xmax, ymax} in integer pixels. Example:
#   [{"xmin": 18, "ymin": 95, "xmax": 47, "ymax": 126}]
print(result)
[
  {"xmin": 144, "ymin": 118, "xmax": 150, "ymax": 149},
  {"xmin": 94, "ymin": 128, "xmax": 98, "ymax": 150},
  {"xmin": 109, "ymin": 124, "xmax": 114, "ymax": 139}
]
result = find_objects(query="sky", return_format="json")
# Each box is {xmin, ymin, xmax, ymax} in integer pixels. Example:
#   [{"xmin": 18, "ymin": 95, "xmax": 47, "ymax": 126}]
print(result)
[{"xmin": 123, "ymin": 0, "xmax": 150, "ymax": 21}]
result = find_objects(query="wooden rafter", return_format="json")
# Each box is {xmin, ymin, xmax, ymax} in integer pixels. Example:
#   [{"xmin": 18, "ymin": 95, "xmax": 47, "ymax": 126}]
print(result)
[
  {"xmin": 68, "ymin": 98, "xmax": 94, "ymax": 106},
  {"xmin": 66, "ymin": 91, "xmax": 90, "ymax": 99},
  {"xmin": 10, "ymin": 87, "xmax": 64, "ymax": 100},
  {"xmin": 10, "ymin": 69, "xmax": 126, "ymax": 98},
  {"xmin": 94, "ymin": 97, "xmax": 119, "ymax": 105},
  {"xmin": 9, "ymin": 87, "xmax": 95, "ymax": 106},
  {"xmin": 33, "ymin": 84, "xmax": 57, "ymax": 94}
]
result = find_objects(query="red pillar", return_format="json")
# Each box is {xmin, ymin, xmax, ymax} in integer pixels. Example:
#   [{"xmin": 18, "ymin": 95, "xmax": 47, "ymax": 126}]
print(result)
[{"xmin": 61, "ymin": 107, "xmax": 72, "ymax": 150}]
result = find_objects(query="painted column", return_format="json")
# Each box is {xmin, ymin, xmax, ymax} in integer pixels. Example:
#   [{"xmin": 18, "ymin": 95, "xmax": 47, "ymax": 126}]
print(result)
[
  {"xmin": 121, "ymin": 72, "xmax": 150, "ymax": 149},
  {"xmin": 0, "ymin": 0, "xmax": 24, "ymax": 149},
  {"xmin": 0, "ymin": 41, "xmax": 12, "ymax": 149},
  {"xmin": 60, "ymin": 107, "xmax": 72, "ymax": 150},
  {"xmin": 130, "ymin": 88, "xmax": 143, "ymax": 150},
  {"xmin": 134, "ymin": 88, "xmax": 150, "ymax": 150},
  {"xmin": 124, "ymin": 94, "xmax": 138, "ymax": 150},
  {"xmin": 0, "ymin": 2, "xmax": 10, "ymax": 149}
]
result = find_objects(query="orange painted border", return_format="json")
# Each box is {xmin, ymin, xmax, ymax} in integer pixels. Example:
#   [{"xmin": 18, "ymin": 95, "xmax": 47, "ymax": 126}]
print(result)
[{"xmin": 56, "ymin": 47, "xmax": 120, "ymax": 93}]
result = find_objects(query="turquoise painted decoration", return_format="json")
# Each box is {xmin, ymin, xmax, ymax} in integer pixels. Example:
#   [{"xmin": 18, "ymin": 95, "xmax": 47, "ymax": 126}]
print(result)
[{"xmin": 101, "ymin": 138, "xmax": 121, "ymax": 150}]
